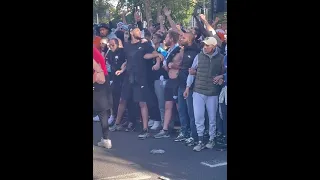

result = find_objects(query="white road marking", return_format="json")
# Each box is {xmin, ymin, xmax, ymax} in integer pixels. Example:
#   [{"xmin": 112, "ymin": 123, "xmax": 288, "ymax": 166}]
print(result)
[
  {"xmin": 95, "ymin": 172, "xmax": 151, "ymax": 180},
  {"xmin": 201, "ymin": 161, "xmax": 227, "ymax": 168}
]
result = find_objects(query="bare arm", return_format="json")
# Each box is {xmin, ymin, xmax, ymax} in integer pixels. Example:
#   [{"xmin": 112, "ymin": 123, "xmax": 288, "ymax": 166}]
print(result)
[
  {"xmin": 121, "ymin": 61, "xmax": 127, "ymax": 71},
  {"xmin": 159, "ymin": 15, "xmax": 165, "ymax": 32},
  {"xmin": 93, "ymin": 59, "xmax": 103, "ymax": 72},
  {"xmin": 199, "ymin": 14, "xmax": 222, "ymax": 46},
  {"xmin": 193, "ymin": 15, "xmax": 210, "ymax": 37},
  {"xmin": 163, "ymin": 7, "xmax": 183, "ymax": 35},
  {"xmin": 121, "ymin": 11, "xmax": 127, "ymax": 25},
  {"xmin": 144, "ymin": 51, "xmax": 163, "ymax": 60}
]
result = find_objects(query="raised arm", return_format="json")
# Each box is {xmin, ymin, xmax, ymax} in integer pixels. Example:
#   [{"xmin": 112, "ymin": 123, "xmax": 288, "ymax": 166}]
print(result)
[
  {"xmin": 121, "ymin": 11, "xmax": 128, "ymax": 25},
  {"xmin": 199, "ymin": 14, "xmax": 222, "ymax": 47},
  {"xmin": 163, "ymin": 7, "xmax": 183, "ymax": 35},
  {"xmin": 193, "ymin": 14, "xmax": 210, "ymax": 37}
]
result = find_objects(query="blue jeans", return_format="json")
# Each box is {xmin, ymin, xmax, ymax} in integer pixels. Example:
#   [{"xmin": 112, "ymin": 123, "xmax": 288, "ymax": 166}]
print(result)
[{"xmin": 178, "ymin": 87, "xmax": 198, "ymax": 141}]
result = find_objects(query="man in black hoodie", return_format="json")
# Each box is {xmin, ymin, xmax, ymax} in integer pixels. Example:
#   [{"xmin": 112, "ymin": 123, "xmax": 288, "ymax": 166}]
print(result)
[{"xmin": 175, "ymin": 32, "xmax": 200, "ymax": 144}]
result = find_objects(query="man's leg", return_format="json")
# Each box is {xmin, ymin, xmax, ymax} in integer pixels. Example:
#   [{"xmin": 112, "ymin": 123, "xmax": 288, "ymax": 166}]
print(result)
[
  {"xmin": 192, "ymin": 92, "xmax": 207, "ymax": 152},
  {"xmin": 220, "ymin": 100, "xmax": 227, "ymax": 146},
  {"xmin": 186, "ymin": 89, "xmax": 198, "ymax": 143},
  {"xmin": 133, "ymin": 84, "xmax": 152, "ymax": 139},
  {"xmin": 205, "ymin": 95, "xmax": 219, "ymax": 149},
  {"xmin": 176, "ymin": 87, "xmax": 189, "ymax": 141},
  {"xmin": 96, "ymin": 109, "xmax": 112, "ymax": 149},
  {"xmin": 148, "ymin": 81, "xmax": 161, "ymax": 130},
  {"xmin": 109, "ymin": 78, "xmax": 131, "ymax": 131},
  {"xmin": 154, "ymin": 80, "xmax": 166, "ymax": 126},
  {"xmin": 154, "ymin": 100, "xmax": 174, "ymax": 138}
]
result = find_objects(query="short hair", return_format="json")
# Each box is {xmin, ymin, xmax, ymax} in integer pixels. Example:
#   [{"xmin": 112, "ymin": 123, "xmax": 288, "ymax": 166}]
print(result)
[
  {"xmin": 154, "ymin": 33, "xmax": 164, "ymax": 43},
  {"xmin": 144, "ymin": 29, "xmax": 152, "ymax": 38},
  {"xmin": 167, "ymin": 30, "xmax": 180, "ymax": 43},
  {"xmin": 185, "ymin": 32, "xmax": 195, "ymax": 42}
]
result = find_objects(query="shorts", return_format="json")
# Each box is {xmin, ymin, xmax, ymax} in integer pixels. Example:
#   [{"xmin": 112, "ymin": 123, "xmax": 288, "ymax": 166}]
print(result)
[
  {"xmin": 164, "ymin": 78, "xmax": 179, "ymax": 102},
  {"xmin": 93, "ymin": 76, "xmax": 113, "ymax": 112},
  {"xmin": 121, "ymin": 75, "xmax": 151, "ymax": 103}
]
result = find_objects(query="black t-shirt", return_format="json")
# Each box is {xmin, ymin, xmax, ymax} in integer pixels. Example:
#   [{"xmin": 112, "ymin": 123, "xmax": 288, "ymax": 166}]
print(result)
[
  {"xmin": 123, "ymin": 41, "xmax": 154, "ymax": 84},
  {"xmin": 107, "ymin": 48, "xmax": 126, "ymax": 81}
]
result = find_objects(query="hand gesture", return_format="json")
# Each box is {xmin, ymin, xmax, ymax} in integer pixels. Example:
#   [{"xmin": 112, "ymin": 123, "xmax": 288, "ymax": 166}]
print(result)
[
  {"xmin": 188, "ymin": 68, "xmax": 197, "ymax": 75},
  {"xmin": 163, "ymin": 7, "xmax": 171, "ymax": 16},
  {"xmin": 199, "ymin": 14, "xmax": 206, "ymax": 21},
  {"xmin": 213, "ymin": 75, "xmax": 223, "ymax": 84},
  {"xmin": 183, "ymin": 88, "xmax": 189, "ymax": 99},
  {"xmin": 94, "ymin": 72, "xmax": 106, "ymax": 84},
  {"xmin": 152, "ymin": 63, "xmax": 160, "ymax": 71},
  {"xmin": 115, "ymin": 70, "xmax": 123, "ymax": 76}
]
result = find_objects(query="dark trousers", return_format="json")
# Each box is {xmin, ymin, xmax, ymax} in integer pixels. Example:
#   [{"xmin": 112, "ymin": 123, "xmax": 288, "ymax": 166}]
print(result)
[
  {"xmin": 220, "ymin": 100, "xmax": 227, "ymax": 139},
  {"xmin": 93, "ymin": 75, "xmax": 112, "ymax": 140},
  {"xmin": 111, "ymin": 79, "xmax": 123, "ymax": 117},
  {"xmin": 93, "ymin": 110, "xmax": 110, "ymax": 139},
  {"xmin": 147, "ymin": 81, "xmax": 161, "ymax": 122}
]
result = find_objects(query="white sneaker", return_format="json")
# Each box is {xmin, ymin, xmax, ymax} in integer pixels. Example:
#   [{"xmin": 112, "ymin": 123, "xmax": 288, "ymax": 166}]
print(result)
[
  {"xmin": 93, "ymin": 116, "xmax": 100, "ymax": 122},
  {"xmin": 150, "ymin": 121, "xmax": 161, "ymax": 130},
  {"xmin": 148, "ymin": 119, "xmax": 155, "ymax": 127},
  {"xmin": 97, "ymin": 138, "xmax": 112, "ymax": 149},
  {"xmin": 108, "ymin": 115, "xmax": 115, "ymax": 125}
]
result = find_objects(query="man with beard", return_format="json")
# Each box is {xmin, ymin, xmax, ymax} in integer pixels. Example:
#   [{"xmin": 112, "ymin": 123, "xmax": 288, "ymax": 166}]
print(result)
[
  {"xmin": 175, "ymin": 32, "xmax": 200, "ymax": 145},
  {"xmin": 94, "ymin": 23, "xmax": 117, "ymax": 47},
  {"xmin": 153, "ymin": 30, "xmax": 182, "ymax": 138},
  {"xmin": 184, "ymin": 37, "xmax": 224, "ymax": 152},
  {"xmin": 109, "ymin": 27, "xmax": 164, "ymax": 139}
]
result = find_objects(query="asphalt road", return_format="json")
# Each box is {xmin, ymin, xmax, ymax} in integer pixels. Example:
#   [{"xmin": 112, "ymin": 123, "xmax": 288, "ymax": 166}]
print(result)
[{"xmin": 93, "ymin": 121, "xmax": 227, "ymax": 180}]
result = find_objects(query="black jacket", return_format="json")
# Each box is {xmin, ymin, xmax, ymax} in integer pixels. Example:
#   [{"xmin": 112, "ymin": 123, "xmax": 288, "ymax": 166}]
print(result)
[
  {"xmin": 107, "ymin": 48, "xmax": 126, "ymax": 82},
  {"xmin": 178, "ymin": 43, "xmax": 200, "ymax": 88}
]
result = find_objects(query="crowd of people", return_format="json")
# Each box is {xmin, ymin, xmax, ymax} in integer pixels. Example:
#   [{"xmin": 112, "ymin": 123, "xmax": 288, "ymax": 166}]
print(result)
[{"xmin": 93, "ymin": 7, "xmax": 227, "ymax": 152}]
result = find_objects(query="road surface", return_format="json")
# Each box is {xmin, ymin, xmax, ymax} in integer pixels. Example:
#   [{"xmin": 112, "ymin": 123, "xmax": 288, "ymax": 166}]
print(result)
[{"xmin": 93, "ymin": 122, "xmax": 227, "ymax": 180}]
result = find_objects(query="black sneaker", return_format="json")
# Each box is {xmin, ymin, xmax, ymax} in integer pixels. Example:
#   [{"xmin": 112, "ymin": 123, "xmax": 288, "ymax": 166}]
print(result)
[
  {"xmin": 174, "ymin": 132, "xmax": 186, "ymax": 142},
  {"xmin": 193, "ymin": 141, "xmax": 205, "ymax": 152},
  {"xmin": 125, "ymin": 122, "xmax": 135, "ymax": 132},
  {"xmin": 154, "ymin": 129, "xmax": 170, "ymax": 139},
  {"xmin": 185, "ymin": 137, "xmax": 196, "ymax": 146},
  {"xmin": 138, "ymin": 129, "xmax": 150, "ymax": 139}
]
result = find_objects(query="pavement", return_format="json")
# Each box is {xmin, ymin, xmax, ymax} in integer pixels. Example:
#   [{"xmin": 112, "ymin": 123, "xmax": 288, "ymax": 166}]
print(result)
[{"xmin": 93, "ymin": 121, "xmax": 227, "ymax": 180}]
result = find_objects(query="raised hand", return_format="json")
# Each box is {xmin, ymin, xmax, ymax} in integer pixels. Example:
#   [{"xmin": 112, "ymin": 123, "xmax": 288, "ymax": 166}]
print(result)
[{"xmin": 163, "ymin": 7, "xmax": 171, "ymax": 16}]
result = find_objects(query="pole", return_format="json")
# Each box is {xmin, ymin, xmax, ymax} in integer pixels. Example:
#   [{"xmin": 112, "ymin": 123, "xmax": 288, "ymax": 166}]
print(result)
[{"xmin": 96, "ymin": 13, "xmax": 99, "ymax": 24}]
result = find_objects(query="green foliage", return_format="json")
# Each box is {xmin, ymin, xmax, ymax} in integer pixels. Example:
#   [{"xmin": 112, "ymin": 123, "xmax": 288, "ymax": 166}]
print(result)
[{"xmin": 95, "ymin": 0, "xmax": 198, "ymax": 27}]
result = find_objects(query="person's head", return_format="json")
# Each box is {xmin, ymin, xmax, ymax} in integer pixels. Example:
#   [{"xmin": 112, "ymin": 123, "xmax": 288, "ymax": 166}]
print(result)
[
  {"xmin": 221, "ymin": 22, "xmax": 227, "ymax": 31},
  {"xmin": 100, "ymin": 38, "xmax": 109, "ymax": 50},
  {"xmin": 164, "ymin": 30, "xmax": 180, "ymax": 47},
  {"xmin": 124, "ymin": 30, "xmax": 130, "ymax": 42},
  {"xmin": 109, "ymin": 38, "xmax": 121, "ymax": 52},
  {"xmin": 130, "ymin": 27, "xmax": 142, "ymax": 41},
  {"xmin": 217, "ymin": 24, "xmax": 222, "ymax": 29},
  {"xmin": 179, "ymin": 32, "xmax": 195, "ymax": 46},
  {"xmin": 144, "ymin": 29, "xmax": 152, "ymax": 41},
  {"xmin": 152, "ymin": 33, "xmax": 164, "ymax": 45},
  {"xmin": 99, "ymin": 23, "xmax": 110, "ymax": 37},
  {"xmin": 202, "ymin": 37, "xmax": 217, "ymax": 54}
]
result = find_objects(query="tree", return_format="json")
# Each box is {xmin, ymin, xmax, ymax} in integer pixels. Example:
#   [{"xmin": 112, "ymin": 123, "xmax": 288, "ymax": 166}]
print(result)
[{"xmin": 98, "ymin": 0, "xmax": 196, "ymax": 27}]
